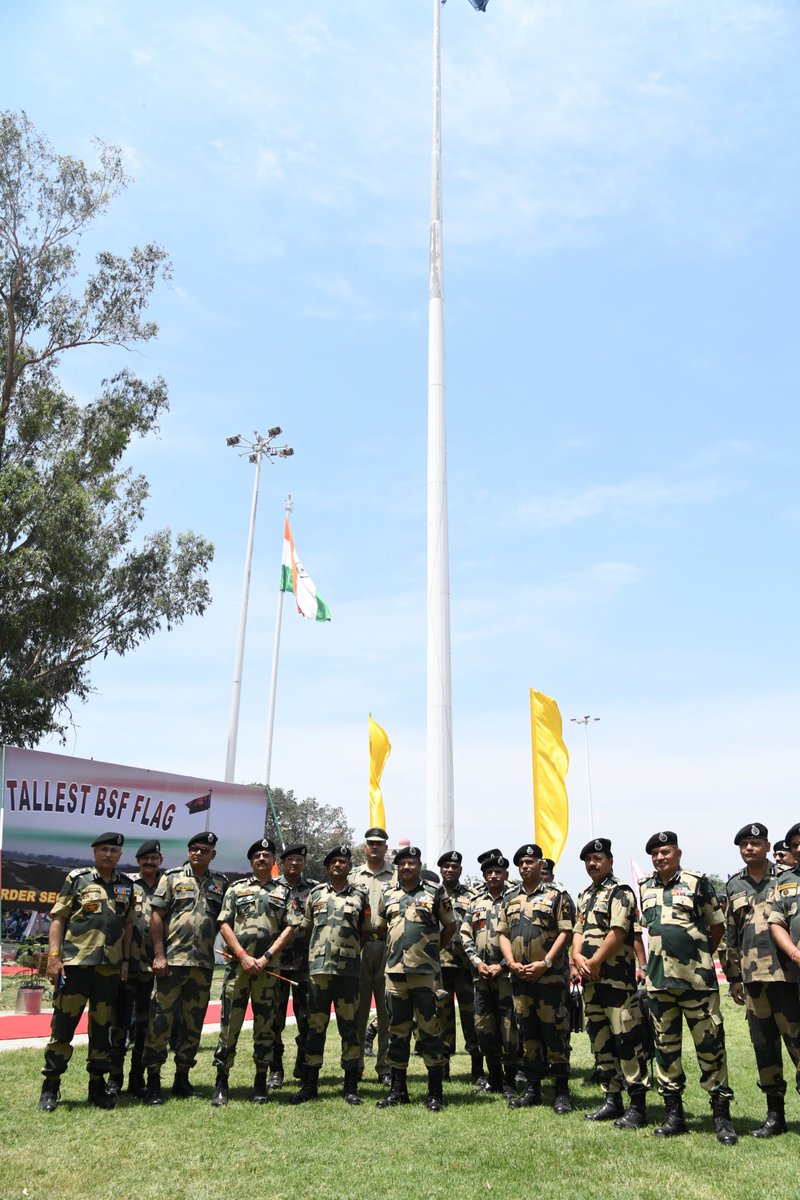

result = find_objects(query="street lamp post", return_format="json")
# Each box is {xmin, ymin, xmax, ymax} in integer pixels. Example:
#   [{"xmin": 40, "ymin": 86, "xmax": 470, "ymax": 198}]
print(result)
[
  {"xmin": 570, "ymin": 715, "xmax": 600, "ymax": 839},
  {"xmin": 224, "ymin": 428, "xmax": 294, "ymax": 783}
]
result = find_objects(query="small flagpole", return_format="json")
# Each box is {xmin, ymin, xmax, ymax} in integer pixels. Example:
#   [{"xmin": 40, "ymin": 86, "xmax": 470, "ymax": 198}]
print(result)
[
  {"xmin": 263, "ymin": 494, "xmax": 293, "ymax": 792},
  {"xmin": 427, "ymin": 0, "xmax": 455, "ymax": 865}
]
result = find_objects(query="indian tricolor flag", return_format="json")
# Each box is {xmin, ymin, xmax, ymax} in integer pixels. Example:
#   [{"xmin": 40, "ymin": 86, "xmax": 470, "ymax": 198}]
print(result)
[{"xmin": 280, "ymin": 517, "xmax": 331, "ymax": 622}]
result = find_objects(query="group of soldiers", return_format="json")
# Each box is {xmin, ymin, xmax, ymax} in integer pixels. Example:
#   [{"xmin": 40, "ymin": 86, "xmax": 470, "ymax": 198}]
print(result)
[{"xmin": 34, "ymin": 818, "xmax": 800, "ymax": 1144}]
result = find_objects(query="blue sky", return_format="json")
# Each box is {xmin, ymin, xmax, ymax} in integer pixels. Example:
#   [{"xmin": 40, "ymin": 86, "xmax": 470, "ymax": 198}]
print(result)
[{"xmin": 6, "ymin": 0, "xmax": 800, "ymax": 894}]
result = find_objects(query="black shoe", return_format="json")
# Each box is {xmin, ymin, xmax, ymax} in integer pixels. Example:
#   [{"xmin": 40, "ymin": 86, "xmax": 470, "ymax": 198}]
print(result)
[
  {"xmin": 343, "ymin": 1068, "xmax": 362, "ymax": 1106},
  {"xmin": 470, "ymin": 1053, "xmax": 487, "ymax": 1086},
  {"xmin": 289, "ymin": 1066, "xmax": 320, "ymax": 1105},
  {"xmin": 614, "ymin": 1091, "xmax": 648, "ymax": 1130},
  {"xmin": 425, "ymin": 1066, "xmax": 445, "ymax": 1112},
  {"xmin": 266, "ymin": 1066, "xmax": 284, "ymax": 1090},
  {"xmin": 143, "ymin": 1070, "xmax": 163, "ymax": 1106},
  {"xmin": 711, "ymin": 1093, "xmax": 738, "ymax": 1146},
  {"xmin": 553, "ymin": 1082, "xmax": 573, "ymax": 1115},
  {"xmin": 364, "ymin": 1019, "xmax": 378, "ymax": 1057},
  {"xmin": 38, "ymin": 1078, "xmax": 60, "ymax": 1112},
  {"xmin": 655, "ymin": 1093, "xmax": 688, "ymax": 1137},
  {"xmin": 753, "ymin": 1095, "xmax": 786, "ymax": 1139},
  {"xmin": 88, "ymin": 1076, "xmax": 116, "ymax": 1110},
  {"xmin": 509, "ymin": 1081, "xmax": 541, "ymax": 1109},
  {"xmin": 253, "ymin": 1072, "xmax": 269, "ymax": 1104},
  {"xmin": 585, "ymin": 1093, "xmax": 624, "ymax": 1122},
  {"xmin": 377, "ymin": 1068, "xmax": 410, "ymax": 1108},
  {"xmin": 127, "ymin": 1069, "xmax": 147, "ymax": 1099},
  {"xmin": 107, "ymin": 1073, "xmax": 124, "ymax": 1097},
  {"xmin": 171, "ymin": 1070, "xmax": 197, "ymax": 1099},
  {"xmin": 377, "ymin": 1070, "xmax": 392, "ymax": 1087},
  {"xmin": 211, "ymin": 1070, "xmax": 229, "ymax": 1107},
  {"xmin": 293, "ymin": 1050, "xmax": 306, "ymax": 1081}
]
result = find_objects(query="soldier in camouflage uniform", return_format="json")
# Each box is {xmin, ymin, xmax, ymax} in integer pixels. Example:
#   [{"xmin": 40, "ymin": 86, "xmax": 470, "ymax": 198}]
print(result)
[
  {"xmin": 768, "ymin": 823, "xmax": 800, "ymax": 1119},
  {"xmin": 727, "ymin": 821, "xmax": 800, "ymax": 1138},
  {"xmin": 639, "ymin": 830, "xmax": 736, "ymax": 1144},
  {"xmin": 352, "ymin": 826, "xmax": 395, "ymax": 1086},
  {"xmin": 290, "ymin": 845, "xmax": 372, "ymax": 1105},
  {"xmin": 38, "ymin": 831, "xmax": 135, "ymax": 1112},
  {"xmin": 437, "ymin": 850, "xmax": 482, "ymax": 1083},
  {"xmin": 540, "ymin": 856, "xmax": 578, "ymax": 1077},
  {"xmin": 497, "ymin": 843, "xmax": 574, "ymax": 1114},
  {"xmin": 573, "ymin": 837, "xmax": 649, "ymax": 1129},
  {"xmin": 461, "ymin": 849, "xmax": 520, "ymax": 1098},
  {"xmin": 142, "ymin": 829, "xmax": 228, "ymax": 1104},
  {"xmin": 376, "ymin": 844, "xmax": 455, "ymax": 1112},
  {"xmin": 269, "ymin": 843, "xmax": 316, "ymax": 1089},
  {"xmin": 210, "ymin": 837, "xmax": 298, "ymax": 1106},
  {"xmin": 109, "ymin": 838, "xmax": 164, "ymax": 1098},
  {"xmin": 774, "ymin": 839, "xmax": 796, "ymax": 872}
]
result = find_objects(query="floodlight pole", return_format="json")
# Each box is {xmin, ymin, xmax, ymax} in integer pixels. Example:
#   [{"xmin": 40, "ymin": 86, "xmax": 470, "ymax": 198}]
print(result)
[{"xmin": 570, "ymin": 715, "xmax": 600, "ymax": 838}]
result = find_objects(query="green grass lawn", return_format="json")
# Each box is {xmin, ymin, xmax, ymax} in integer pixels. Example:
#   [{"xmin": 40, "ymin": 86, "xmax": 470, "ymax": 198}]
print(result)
[{"xmin": 0, "ymin": 994, "xmax": 797, "ymax": 1200}]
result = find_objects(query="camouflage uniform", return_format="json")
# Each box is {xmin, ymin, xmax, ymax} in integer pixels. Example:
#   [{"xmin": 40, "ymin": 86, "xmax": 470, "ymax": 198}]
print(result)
[
  {"xmin": 438, "ymin": 881, "xmax": 478, "ymax": 1060},
  {"xmin": 142, "ymin": 863, "xmax": 228, "ymax": 1072},
  {"xmin": 351, "ymin": 859, "xmax": 394, "ymax": 1077},
  {"xmin": 301, "ymin": 881, "xmax": 371, "ymax": 1067},
  {"xmin": 213, "ymin": 875, "xmax": 298, "ymax": 1072},
  {"xmin": 110, "ymin": 870, "xmax": 161, "ymax": 1082},
  {"xmin": 42, "ymin": 866, "xmax": 135, "ymax": 1081},
  {"xmin": 272, "ymin": 872, "xmax": 316, "ymax": 1073},
  {"xmin": 379, "ymin": 880, "xmax": 455, "ymax": 1068},
  {"xmin": 639, "ymin": 868, "xmax": 732, "ymax": 1098},
  {"xmin": 575, "ymin": 874, "xmax": 648, "ymax": 1097},
  {"xmin": 546, "ymin": 878, "xmax": 577, "ymax": 1065},
  {"xmin": 496, "ymin": 883, "xmax": 573, "ymax": 1084},
  {"xmin": 726, "ymin": 863, "xmax": 800, "ymax": 1096},
  {"xmin": 461, "ymin": 881, "xmax": 519, "ymax": 1073}
]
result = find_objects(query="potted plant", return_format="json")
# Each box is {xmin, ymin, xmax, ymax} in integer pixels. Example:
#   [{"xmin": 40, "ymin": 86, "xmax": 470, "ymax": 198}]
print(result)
[{"xmin": 14, "ymin": 936, "xmax": 50, "ymax": 1015}]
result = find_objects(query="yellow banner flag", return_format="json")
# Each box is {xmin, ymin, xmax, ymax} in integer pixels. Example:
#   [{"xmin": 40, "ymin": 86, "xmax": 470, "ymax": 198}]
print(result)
[
  {"xmin": 368, "ymin": 714, "xmax": 391, "ymax": 830},
  {"xmin": 530, "ymin": 690, "xmax": 570, "ymax": 864}
]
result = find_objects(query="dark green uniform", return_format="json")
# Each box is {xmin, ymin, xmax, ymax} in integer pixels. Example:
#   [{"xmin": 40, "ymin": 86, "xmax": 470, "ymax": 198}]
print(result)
[
  {"xmin": 438, "ymin": 881, "xmax": 478, "ymax": 1060},
  {"xmin": 272, "ymin": 873, "xmax": 316, "ymax": 1073},
  {"xmin": 351, "ymin": 859, "xmax": 394, "ymax": 1077},
  {"xmin": 302, "ymin": 881, "xmax": 370, "ymax": 1067},
  {"xmin": 110, "ymin": 870, "xmax": 161, "ymax": 1082},
  {"xmin": 461, "ymin": 882, "xmax": 519, "ymax": 1073},
  {"xmin": 42, "ymin": 866, "xmax": 134, "ymax": 1082},
  {"xmin": 639, "ymin": 868, "xmax": 731, "ymax": 1098}
]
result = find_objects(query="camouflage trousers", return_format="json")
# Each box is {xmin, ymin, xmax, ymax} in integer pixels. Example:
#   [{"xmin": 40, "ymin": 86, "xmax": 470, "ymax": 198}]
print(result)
[
  {"xmin": 42, "ymin": 965, "xmax": 120, "ymax": 1080},
  {"xmin": 647, "ymin": 986, "xmax": 733, "ymax": 1098},
  {"xmin": 272, "ymin": 972, "xmax": 309, "ymax": 1068},
  {"xmin": 305, "ymin": 973, "xmax": 361, "ymax": 1068},
  {"xmin": 110, "ymin": 971, "xmax": 154, "ymax": 1076},
  {"xmin": 438, "ymin": 964, "xmax": 478, "ymax": 1057},
  {"xmin": 473, "ymin": 971, "xmax": 519, "ymax": 1070},
  {"xmin": 386, "ymin": 971, "xmax": 446, "ymax": 1068},
  {"xmin": 583, "ymin": 981, "xmax": 649, "ymax": 1095},
  {"xmin": 142, "ymin": 966, "xmax": 213, "ymax": 1072},
  {"xmin": 358, "ymin": 938, "xmax": 390, "ymax": 1074},
  {"xmin": 744, "ymin": 981, "xmax": 800, "ymax": 1096},
  {"xmin": 213, "ymin": 963, "xmax": 280, "ymax": 1072},
  {"xmin": 510, "ymin": 976, "xmax": 570, "ymax": 1082}
]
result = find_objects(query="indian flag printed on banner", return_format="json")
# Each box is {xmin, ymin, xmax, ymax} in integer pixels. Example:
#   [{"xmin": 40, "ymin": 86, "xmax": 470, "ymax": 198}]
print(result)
[{"xmin": 280, "ymin": 517, "xmax": 331, "ymax": 622}]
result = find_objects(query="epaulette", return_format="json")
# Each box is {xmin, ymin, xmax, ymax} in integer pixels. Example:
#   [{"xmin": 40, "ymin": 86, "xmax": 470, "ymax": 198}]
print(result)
[{"xmin": 65, "ymin": 866, "xmax": 94, "ymax": 882}]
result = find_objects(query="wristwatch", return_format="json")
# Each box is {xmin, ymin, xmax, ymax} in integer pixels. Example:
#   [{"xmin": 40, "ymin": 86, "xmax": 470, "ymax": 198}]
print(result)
[{"xmin": 543, "ymin": 957, "xmax": 553, "ymax": 969}]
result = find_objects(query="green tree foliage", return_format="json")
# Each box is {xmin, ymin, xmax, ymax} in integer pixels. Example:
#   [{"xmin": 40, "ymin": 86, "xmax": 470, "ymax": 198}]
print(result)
[
  {"xmin": 264, "ymin": 786, "xmax": 361, "ymax": 881},
  {"xmin": 0, "ymin": 111, "xmax": 213, "ymax": 745}
]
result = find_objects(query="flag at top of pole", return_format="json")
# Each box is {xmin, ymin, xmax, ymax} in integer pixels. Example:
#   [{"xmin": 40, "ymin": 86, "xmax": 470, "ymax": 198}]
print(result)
[
  {"xmin": 442, "ymin": 0, "xmax": 490, "ymax": 10},
  {"xmin": 279, "ymin": 516, "xmax": 331, "ymax": 622}
]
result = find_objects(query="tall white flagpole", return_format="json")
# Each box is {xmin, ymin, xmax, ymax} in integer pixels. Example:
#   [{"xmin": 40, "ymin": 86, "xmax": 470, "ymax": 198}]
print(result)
[
  {"xmin": 426, "ymin": 0, "xmax": 455, "ymax": 864},
  {"xmin": 263, "ymin": 493, "xmax": 293, "ymax": 789}
]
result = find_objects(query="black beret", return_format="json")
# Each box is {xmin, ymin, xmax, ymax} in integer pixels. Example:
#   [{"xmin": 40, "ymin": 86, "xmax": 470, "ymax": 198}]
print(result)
[
  {"xmin": 774, "ymin": 840, "xmax": 789, "ymax": 853},
  {"xmin": 541, "ymin": 858, "xmax": 555, "ymax": 873},
  {"xmin": 513, "ymin": 843, "xmax": 543, "ymax": 865},
  {"xmin": 785, "ymin": 823, "xmax": 800, "ymax": 846},
  {"xmin": 188, "ymin": 830, "xmax": 218, "ymax": 848},
  {"xmin": 324, "ymin": 844, "xmax": 352, "ymax": 866},
  {"xmin": 364, "ymin": 827, "xmax": 388, "ymax": 841},
  {"xmin": 394, "ymin": 845, "xmax": 422, "ymax": 864},
  {"xmin": 580, "ymin": 837, "xmax": 612, "ymax": 861},
  {"xmin": 477, "ymin": 848, "xmax": 502, "ymax": 864},
  {"xmin": 247, "ymin": 837, "xmax": 276, "ymax": 859},
  {"xmin": 645, "ymin": 831, "xmax": 678, "ymax": 854},
  {"xmin": 733, "ymin": 822, "xmax": 769, "ymax": 846},
  {"xmin": 421, "ymin": 868, "xmax": 440, "ymax": 884},
  {"xmin": 92, "ymin": 831, "xmax": 124, "ymax": 848},
  {"xmin": 480, "ymin": 852, "xmax": 509, "ymax": 871},
  {"xmin": 437, "ymin": 851, "xmax": 462, "ymax": 867},
  {"xmin": 136, "ymin": 839, "xmax": 161, "ymax": 858},
  {"xmin": 280, "ymin": 844, "xmax": 307, "ymax": 860}
]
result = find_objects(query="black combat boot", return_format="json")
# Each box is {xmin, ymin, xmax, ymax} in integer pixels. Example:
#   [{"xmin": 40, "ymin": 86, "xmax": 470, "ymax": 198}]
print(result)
[
  {"xmin": 266, "ymin": 1055, "xmax": 284, "ymax": 1090},
  {"xmin": 753, "ymin": 1094, "xmax": 786, "ymax": 1139},
  {"xmin": 210, "ymin": 1069, "xmax": 229, "ymax": 1107},
  {"xmin": 143, "ymin": 1069, "xmax": 163, "ymax": 1106},
  {"xmin": 479, "ymin": 1058, "xmax": 503, "ymax": 1094},
  {"xmin": 376, "ymin": 1068, "xmax": 410, "ymax": 1108},
  {"xmin": 293, "ymin": 1048, "xmax": 306, "ymax": 1080},
  {"xmin": 107, "ymin": 1072, "xmax": 124, "ymax": 1097},
  {"xmin": 509, "ymin": 1080, "xmax": 541, "ymax": 1109},
  {"xmin": 425, "ymin": 1066, "xmax": 445, "ymax": 1112},
  {"xmin": 343, "ymin": 1067, "xmax": 362, "ymax": 1106},
  {"xmin": 585, "ymin": 1092, "xmax": 624, "ymax": 1121},
  {"xmin": 471, "ymin": 1052, "xmax": 487, "ymax": 1087},
  {"xmin": 127, "ymin": 1053, "xmax": 146, "ymax": 1098},
  {"xmin": 38, "ymin": 1078, "xmax": 60, "ymax": 1112},
  {"xmin": 654, "ymin": 1092, "xmax": 688, "ymax": 1137},
  {"xmin": 711, "ymin": 1093, "xmax": 738, "ymax": 1145},
  {"xmin": 88, "ymin": 1076, "xmax": 116, "ymax": 1109},
  {"xmin": 441, "ymin": 1057, "xmax": 451, "ymax": 1082},
  {"xmin": 172, "ymin": 1069, "xmax": 197, "ymax": 1098},
  {"xmin": 289, "ymin": 1066, "xmax": 320, "ymax": 1105},
  {"xmin": 252, "ymin": 1071, "xmax": 269, "ymax": 1104},
  {"xmin": 503, "ymin": 1066, "xmax": 520, "ymax": 1101},
  {"xmin": 614, "ymin": 1089, "xmax": 648, "ymax": 1130},
  {"xmin": 364, "ymin": 1018, "xmax": 378, "ymax": 1057},
  {"xmin": 553, "ymin": 1079, "xmax": 573, "ymax": 1115}
]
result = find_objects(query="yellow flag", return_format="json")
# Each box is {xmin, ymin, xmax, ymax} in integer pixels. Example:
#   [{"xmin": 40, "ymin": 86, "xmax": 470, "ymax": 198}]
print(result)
[
  {"xmin": 530, "ymin": 690, "xmax": 569, "ymax": 864},
  {"xmin": 368, "ymin": 714, "xmax": 391, "ymax": 830}
]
